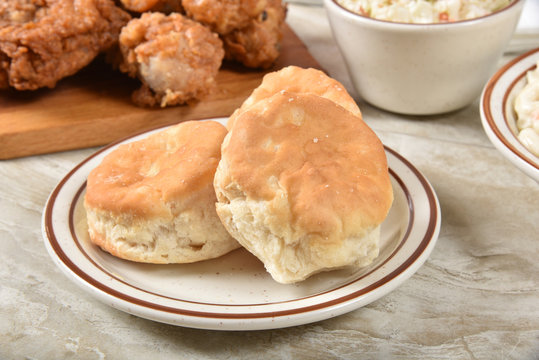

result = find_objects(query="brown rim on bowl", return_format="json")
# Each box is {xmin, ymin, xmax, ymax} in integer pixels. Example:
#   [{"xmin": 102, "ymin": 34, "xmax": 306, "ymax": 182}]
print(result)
[
  {"xmin": 482, "ymin": 47, "xmax": 539, "ymax": 171},
  {"xmin": 329, "ymin": 0, "xmax": 523, "ymax": 26}
]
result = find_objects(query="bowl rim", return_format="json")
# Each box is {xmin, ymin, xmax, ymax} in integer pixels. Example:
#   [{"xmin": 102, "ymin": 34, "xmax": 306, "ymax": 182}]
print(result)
[
  {"xmin": 480, "ymin": 47, "xmax": 539, "ymax": 179},
  {"xmin": 325, "ymin": 0, "xmax": 524, "ymax": 27}
]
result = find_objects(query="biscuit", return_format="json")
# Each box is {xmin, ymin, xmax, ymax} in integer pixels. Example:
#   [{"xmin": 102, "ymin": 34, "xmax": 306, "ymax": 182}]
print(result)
[
  {"xmin": 215, "ymin": 91, "xmax": 393, "ymax": 283},
  {"xmin": 84, "ymin": 120, "xmax": 240, "ymax": 264},
  {"xmin": 228, "ymin": 66, "xmax": 360, "ymax": 129}
]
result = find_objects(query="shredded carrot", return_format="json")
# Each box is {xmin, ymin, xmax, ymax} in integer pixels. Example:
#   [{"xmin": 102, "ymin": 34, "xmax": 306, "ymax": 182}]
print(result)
[
  {"xmin": 439, "ymin": 12, "xmax": 449, "ymax": 22},
  {"xmin": 359, "ymin": 6, "xmax": 368, "ymax": 16}
]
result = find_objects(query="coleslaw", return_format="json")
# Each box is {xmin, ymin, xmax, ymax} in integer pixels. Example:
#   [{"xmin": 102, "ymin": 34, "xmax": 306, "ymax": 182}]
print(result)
[
  {"xmin": 336, "ymin": 0, "xmax": 513, "ymax": 23},
  {"xmin": 514, "ymin": 61, "xmax": 539, "ymax": 157}
]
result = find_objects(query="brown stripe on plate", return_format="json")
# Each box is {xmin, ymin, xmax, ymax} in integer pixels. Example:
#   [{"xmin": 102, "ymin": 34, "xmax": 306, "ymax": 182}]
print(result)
[
  {"xmin": 44, "ymin": 123, "xmax": 439, "ymax": 321},
  {"xmin": 482, "ymin": 47, "xmax": 539, "ymax": 171},
  {"xmin": 66, "ymin": 160, "xmax": 413, "ymax": 309}
]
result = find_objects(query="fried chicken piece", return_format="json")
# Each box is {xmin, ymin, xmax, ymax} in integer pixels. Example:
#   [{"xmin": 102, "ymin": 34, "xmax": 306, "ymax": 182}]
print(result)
[
  {"xmin": 119, "ymin": 12, "xmax": 224, "ymax": 107},
  {"xmin": 0, "ymin": 0, "xmax": 43, "ymax": 25},
  {"xmin": 0, "ymin": 0, "xmax": 131, "ymax": 90},
  {"xmin": 182, "ymin": 0, "xmax": 267, "ymax": 35},
  {"xmin": 117, "ymin": 0, "xmax": 182, "ymax": 13},
  {"xmin": 221, "ymin": 0, "xmax": 286, "ymax": 68}
]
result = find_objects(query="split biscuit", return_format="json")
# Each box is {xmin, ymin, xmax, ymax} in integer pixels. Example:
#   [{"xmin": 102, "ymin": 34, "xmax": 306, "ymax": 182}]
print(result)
[
  {"xmin": 215, "ymin": 91, "xmax": 393, "ymax": 283},
  {"xmin": 84, "ymin": 120, "xmax": 240, "ymax": 264}
]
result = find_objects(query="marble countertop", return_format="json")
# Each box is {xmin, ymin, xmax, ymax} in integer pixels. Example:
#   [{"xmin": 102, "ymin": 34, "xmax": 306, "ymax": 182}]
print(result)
[{"xmin": 1, "ymin": 3, "xmax": 538, "ymax": 359}]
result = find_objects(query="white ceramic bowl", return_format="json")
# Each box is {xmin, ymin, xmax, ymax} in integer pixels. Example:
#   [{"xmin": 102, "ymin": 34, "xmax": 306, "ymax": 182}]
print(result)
[
  {"xmin": 324, "ymin": 0, "xmax": 525, "ymax": 115},
  {"xmin": 480, "ymin": 47, "xmax": 539, "ymax": 182}
]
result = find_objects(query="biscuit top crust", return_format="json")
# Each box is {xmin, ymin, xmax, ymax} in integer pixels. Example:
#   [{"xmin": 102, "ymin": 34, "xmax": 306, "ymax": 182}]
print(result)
[
  {"xmin": 85, "ymin": 120, "xmax": 227, "ymax": 218},
  {"xmin": 222, "ymin": 92, "xmax": 393, "ymax": 239},
  {"xmin": 229, "ymin": 66, "xmax": 361, "ymax": 129}
]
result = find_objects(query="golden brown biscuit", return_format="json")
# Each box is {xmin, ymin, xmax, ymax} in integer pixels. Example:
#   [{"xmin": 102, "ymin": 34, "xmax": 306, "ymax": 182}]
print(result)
[
  {"xmin": 215, "ymin": 91, "xmax": 393, "ymax": 283},
  {"xmin": 228, "ymin": 66, "xmax": 360, "ymax": 129},
  {"xmin": 85, "ymin": 120, "xmax": 240, "ymax": 264}
]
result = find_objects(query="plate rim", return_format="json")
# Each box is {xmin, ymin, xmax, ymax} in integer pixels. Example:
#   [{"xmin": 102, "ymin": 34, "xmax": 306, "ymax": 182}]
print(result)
[
  {"xmin": 42, "ymin": 119, "xmax": 441, "ymax": 330},
  {"xmin": 480, "ymin": 47, "xmax": 539, "ymax": 181}
]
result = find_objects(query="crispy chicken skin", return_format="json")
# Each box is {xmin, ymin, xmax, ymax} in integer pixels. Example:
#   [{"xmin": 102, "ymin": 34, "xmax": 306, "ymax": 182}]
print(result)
[
  {"xmin": 222, "ymin": 0, "xmax": 286, "ymax": 68},
  {"xmin": 182, "ymin": 0, "xmax": 267, "ymax": 35},
  {"xmin": 0, "ymin": 0, "xmax": 131, "ymax": 90},
  {"xmin": 119, "ymin": 12, "xmax": 224, "ymax": 107},
  {"xmin": 117, "ymin": 0, "xmax": 182, "ymax": 13}
]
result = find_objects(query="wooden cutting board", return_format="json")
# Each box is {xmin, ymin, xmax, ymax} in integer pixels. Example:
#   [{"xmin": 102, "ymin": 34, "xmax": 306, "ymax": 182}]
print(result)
[{"xmin": 0, "ymin": 25, "xmax": 321, "ymax": 159}]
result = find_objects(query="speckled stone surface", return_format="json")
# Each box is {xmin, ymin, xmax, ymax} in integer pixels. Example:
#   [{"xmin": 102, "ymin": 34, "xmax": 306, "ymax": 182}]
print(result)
[{"xmin": 1, "ymin": 4, "xmax": 538, "ymax": 359}]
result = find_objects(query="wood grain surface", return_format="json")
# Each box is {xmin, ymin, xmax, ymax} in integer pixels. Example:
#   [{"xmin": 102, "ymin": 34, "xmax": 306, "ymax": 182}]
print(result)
[{"xmin": 0, "ymin": 25, "xmax": 321, "ymax": 159}]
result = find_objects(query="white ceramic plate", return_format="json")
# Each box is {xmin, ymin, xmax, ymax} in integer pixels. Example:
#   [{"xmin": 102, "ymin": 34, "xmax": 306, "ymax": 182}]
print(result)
[
  {"xmin": 42, "ymin": 118, "xmax": 441, "ymax": 331},
  {"xmin": 480, "ymin": 48, "xmax": 539, "ymax": 181}
]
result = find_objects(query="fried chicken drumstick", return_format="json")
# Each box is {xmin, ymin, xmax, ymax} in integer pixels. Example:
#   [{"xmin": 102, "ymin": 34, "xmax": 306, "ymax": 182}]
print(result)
[
  {"xmin": 222, "ymin": 0, "xmax": 285, "ymax": 69},
  {"xmin": 0, "ymin": 0, "xmax": 130, "ymax": 90},
  {"xmin": 182, "ymin": 0, "xmax": 267, "ymax": 35},
  {"xmin": 118, "ymin": 12, "xmax": 224, "ymax": 107},
  {"xmin": 182, "ymin": 0, "xmax": 285, "ymax": 69}
]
